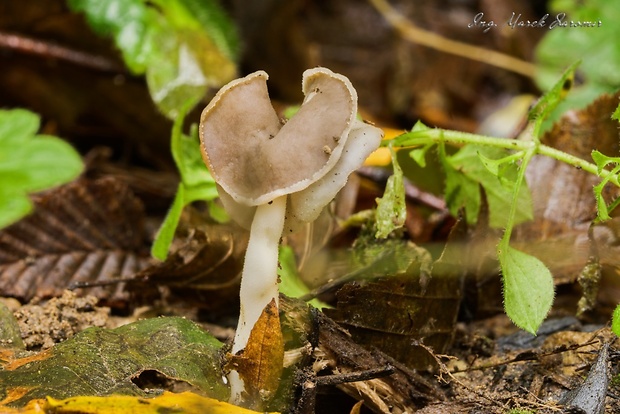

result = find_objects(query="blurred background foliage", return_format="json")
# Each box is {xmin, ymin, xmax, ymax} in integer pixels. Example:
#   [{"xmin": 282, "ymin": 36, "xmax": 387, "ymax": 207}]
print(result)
[{"xmin": 0, "ymin": 0, "xmax": 618, "ymax": 222}]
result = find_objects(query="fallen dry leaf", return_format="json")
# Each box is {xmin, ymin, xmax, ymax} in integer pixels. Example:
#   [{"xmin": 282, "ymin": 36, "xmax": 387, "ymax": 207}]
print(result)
[
  {"xmin": 227, "ymin": 299, "xmax": 284, "ymax": 411},
  {"xmin": 325, "ymin": 218, "xmax": 466, "ymax": 370},
  {"xmin": 0, "ymin": 177, "xmax": 152, "ymax": 305}
]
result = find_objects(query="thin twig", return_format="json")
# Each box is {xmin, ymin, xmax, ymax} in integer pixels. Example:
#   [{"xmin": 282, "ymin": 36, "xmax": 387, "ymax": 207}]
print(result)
[
  {"xmin": 0, "ymin": 31, "xmax": 124, "ymax": 73},
  {"xmin": 368, "ymin": 0, "xmax": 537, "ymax": 78}
]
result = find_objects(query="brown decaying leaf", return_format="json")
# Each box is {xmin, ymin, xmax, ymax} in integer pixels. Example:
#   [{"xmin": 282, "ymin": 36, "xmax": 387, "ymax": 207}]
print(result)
[
  {"xmin": 227, "ymin": 299, "xmax": 284, "ymax": 411},
  {"xmin": 0, "ymin": 177, "xmax": 151, "ymax": 304},
  {"xmin": 325, "ymin": 217, "xmax": 466, "ymax": 371}
]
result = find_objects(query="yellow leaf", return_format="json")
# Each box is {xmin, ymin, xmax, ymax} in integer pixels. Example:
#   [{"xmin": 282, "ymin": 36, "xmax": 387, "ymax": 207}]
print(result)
[
  {"xmin": 43, "ymin": 391, "xmax": 278, "ymax": 414},
  {"xmin": 227, "ymin": 299, "xmax": 284, "ymax": 410}
]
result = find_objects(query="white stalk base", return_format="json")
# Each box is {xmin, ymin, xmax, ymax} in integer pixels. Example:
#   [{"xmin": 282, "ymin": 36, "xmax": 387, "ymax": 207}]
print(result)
[{"xmin": 229, "ymin": 195, "xmax": 286, "ymax": 404}]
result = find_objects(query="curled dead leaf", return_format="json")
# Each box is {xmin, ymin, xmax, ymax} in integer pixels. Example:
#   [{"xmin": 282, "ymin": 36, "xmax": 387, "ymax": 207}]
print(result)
[{"xmin": 226, "ymin": 299, "xmax": 284, "ymax": 411}]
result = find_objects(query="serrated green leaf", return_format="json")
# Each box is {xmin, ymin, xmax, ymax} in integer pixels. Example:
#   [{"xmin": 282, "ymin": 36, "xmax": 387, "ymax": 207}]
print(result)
[
  {"xmin": 612, "ymin": 303, "xmax": 620, "ymax": 337},
  {"xmin": 477, "ymin": 151, "xmax": 500, "ymax": 176},
  {"xmin": 0, "ymin": 138, "xmax": 83, "ymax": 193},
  {"xmin": 375, "ymin": 146, "xmax": 406, "ymax": 238},
  {"xmin": 171, "ymin": 0, "xmax": 239, "ymax": 59},
  {"xmin": 594, "ymin": 182, "xmax": 611, "ymax": 221},
  {"xmin": 445, "ymin": 145, "xmax": 532, "ymax": 228},
  {"xmin": 67, "ymin": 0, "xmax": 154, "ymax": 72},
  {"xmin": 499, "ymin": 245, "xmax": 555, "ymax": 335},
  {"xmin": 590, "ymin": 151, "xmax": 620, "ymax": 221}
]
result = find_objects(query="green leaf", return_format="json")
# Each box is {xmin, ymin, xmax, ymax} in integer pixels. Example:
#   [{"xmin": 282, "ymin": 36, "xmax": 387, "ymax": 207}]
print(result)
[
  {"xmin": 277, "ymin": 245, "xmax": 329, "ymax": 309},
  {"xmin": 375, "ymin": 146, "xmax": 406, "ymax": 238},
  {"xmin": 529, "ymin": 60, "xmax": 579, "ymax": 123},
  {"xmin": 411, "ymin": 120, "xmax": 430, "ymax": 133},
  {"xmin": 207, "ymin": 200, "xmax": 230, "ymax": 223},
  {"xmin": 67, "ymin": 0, "xmax": 154, "ymax": 72},
  {"xmin": 591, "ymin": 150, "xmax": 620, "ymax": 173},
  {"xmin": 146, "ymin": 28, "xmax": 236, "ymax": 118},
  {"xmin": 0, "ymin": 109, "xmax": 83, "ymax": 229},
  {"xmin": 499, "ymin": 245, "xmax": 555, "ymax": 335},
  {"xmin": 187, "ymin": 0, "xmax": 239, "ymax": 59},
  {"xmin": 0, "ymin": 317, "xmax": 228, "ymax": 407},
  {"xmin": 389, "ymin": 120, "xmax": 430, "ymax": 147},
  {"xmin": 613, "ymin": 102, "xmax": 620, "ymax": 121},
  {"xmin": 535, "ymin": 0, "xmax": 620, "ymax": 126},
  {"xmin": 590, "ymin": 150, "xmax": 620, "ymax": 221},
  {"xmin": 612, "ymin": 303, "xmax": 620, "ymax": 337},
  {"xmin": 408, "ymin": 144, "xmax": 432, "ymax": 168},
  {"xmin": 0, "ymin": 193, "xmax": 32, "ymax": 230},
  {"xmin": 443, "ymin": 162, "xmax": 481, "ymax": 226},
  {"xmin": 444, "ymin": 145, "xmax": 533, "ymax": 228},
  {"xmin": 67, "ymin": 0, "xmax": 238, "ymax": 118},
  {"xmin": 0, "ymin": 109, "xmax": 40, "ymax": 145}
]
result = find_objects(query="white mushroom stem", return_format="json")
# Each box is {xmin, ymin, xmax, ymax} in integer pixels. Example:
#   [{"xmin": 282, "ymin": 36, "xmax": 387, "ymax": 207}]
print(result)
[
  {"xmin": 232, "ymin": 195, "xmax": 287, "ymax": 354},
  {"xmin": 229, "ymin": 195, "xmax": 286, "ymax": 403}
]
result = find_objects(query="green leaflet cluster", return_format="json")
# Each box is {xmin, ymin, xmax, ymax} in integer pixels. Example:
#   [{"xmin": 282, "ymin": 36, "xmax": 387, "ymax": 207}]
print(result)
[{"xmin": 380, "ymin": 62, "xmax": 620, "ymax": 335}]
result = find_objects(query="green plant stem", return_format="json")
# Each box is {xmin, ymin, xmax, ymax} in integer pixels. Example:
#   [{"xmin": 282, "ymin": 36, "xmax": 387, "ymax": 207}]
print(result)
[
  {"xmin": 499, "ymin": 145, "xmax": 536, "ymax": 249},
  {"xmin": 389, "ymin": 128, "xmax": 620, "ymax": 186}
]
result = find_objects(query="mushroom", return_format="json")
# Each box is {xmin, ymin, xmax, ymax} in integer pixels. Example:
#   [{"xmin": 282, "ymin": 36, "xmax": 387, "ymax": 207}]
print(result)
[{"xmin": 199, "ymin": 67, "xmax": 383, "ymax": 402}]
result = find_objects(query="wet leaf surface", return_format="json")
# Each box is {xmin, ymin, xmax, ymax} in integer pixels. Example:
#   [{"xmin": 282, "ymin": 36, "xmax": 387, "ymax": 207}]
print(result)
[{"xmin": 0, "ymin": 316, "xmax": 228, "ymax": 407}]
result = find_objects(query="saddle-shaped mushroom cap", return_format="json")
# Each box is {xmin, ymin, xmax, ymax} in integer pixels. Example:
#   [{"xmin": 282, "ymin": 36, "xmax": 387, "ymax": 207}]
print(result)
[{"xmin": 200, "ymin": 68, "xmax": 357, "ymax": 207}]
